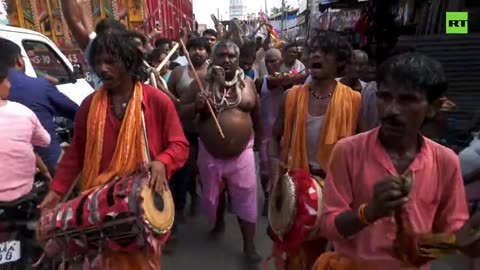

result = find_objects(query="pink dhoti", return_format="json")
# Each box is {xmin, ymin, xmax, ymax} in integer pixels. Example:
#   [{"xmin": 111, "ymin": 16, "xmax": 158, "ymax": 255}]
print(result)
[{"xmin": 197, "ymin": 138, "xmax": 258, "ymax": 224}]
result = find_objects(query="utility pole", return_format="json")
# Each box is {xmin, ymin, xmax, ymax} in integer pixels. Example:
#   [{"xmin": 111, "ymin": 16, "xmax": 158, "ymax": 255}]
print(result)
[
  {"xmin": 264, "ymin": 0, "xmax": 268, "ymax": 16},
  {"xmin": 281, "ymin": 0, "xmax": 285, "ymax": 32}
]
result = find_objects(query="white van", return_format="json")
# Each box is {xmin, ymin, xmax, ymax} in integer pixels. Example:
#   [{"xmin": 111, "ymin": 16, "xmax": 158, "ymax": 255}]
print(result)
[{"xmin": 0, "ymin": 25, "xmax": 94, "ymax": 105}]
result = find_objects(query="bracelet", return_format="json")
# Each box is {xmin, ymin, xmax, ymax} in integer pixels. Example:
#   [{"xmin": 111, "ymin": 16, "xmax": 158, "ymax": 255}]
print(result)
[{"xmin": 358, "ymin": 203, "xmax": 372, "ymax": 225}]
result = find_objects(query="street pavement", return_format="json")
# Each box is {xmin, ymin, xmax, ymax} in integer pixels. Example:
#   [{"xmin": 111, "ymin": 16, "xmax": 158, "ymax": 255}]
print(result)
[
  {"xmin": 161, "ymin": 197, "xmax": 472, "ymax": 270},
  {"xmin": 162, "ymin": 157, "xmax": 473, "ymax": 270}
]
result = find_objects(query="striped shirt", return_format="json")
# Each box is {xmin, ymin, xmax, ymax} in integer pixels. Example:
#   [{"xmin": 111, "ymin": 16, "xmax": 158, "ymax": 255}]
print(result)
[{"xmin": 0, "ymin": 101, "xmax": 50, "ymax": 201}]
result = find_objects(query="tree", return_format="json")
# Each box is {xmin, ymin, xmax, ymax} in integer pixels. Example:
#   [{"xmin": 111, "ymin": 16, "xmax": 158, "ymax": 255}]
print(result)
[{"xmin": 270, "ymin": 5, "xmax": 292, "ymax": 15}]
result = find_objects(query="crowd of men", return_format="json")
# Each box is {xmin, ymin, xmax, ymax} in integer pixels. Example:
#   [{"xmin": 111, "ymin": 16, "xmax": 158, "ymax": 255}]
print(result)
[{"xmin": 1, "ymin": 1, "xmax": 480, "ymax": 269}]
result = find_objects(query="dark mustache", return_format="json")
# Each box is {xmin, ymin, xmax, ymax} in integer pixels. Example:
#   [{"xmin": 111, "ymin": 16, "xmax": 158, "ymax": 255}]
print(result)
[{"xmin": 380, "ymin": 116, "xmax": 405, "ymax": 127}]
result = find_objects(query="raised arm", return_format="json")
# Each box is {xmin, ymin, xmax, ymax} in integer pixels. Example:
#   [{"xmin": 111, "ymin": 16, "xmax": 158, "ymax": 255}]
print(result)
[
  {"xmin": 263, "ymin": 33, "xmax": 271, "ymax": 51},
  {"xmin": 61, "ymin": 0, "xmax": 91, "ymax": 50}
]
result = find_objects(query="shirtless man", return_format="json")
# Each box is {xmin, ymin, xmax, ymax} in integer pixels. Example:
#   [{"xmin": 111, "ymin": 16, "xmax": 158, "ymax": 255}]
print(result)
[
  {"xmin": 168, "ymin": 37, "xmax": 211, "ymax": 218},
  {"xmin": 182, "ymin": 41, "xmax": 262, "ymax": 261}
]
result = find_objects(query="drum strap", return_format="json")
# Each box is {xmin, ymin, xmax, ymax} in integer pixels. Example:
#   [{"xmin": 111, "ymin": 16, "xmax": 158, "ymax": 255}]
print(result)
[{"xmin": 141, "ymin": 109, "xmax": 152, "ymax": 163}]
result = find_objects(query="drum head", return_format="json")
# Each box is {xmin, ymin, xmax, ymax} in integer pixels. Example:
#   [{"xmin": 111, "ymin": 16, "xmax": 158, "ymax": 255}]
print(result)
[
  {"xmin": 268, "ymin": 173, "xmax": 297, "ymax": 237},
  {"xmin": 308, "ymin": 177, "xmax": 324, "ymax": 240},
  {"xmin": 141, "ymin": 186, "xmax": 174, "ymax": 234}
]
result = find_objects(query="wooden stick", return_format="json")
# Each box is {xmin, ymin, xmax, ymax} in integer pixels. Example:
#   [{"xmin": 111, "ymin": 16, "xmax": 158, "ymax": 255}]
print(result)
[
  {"xmin": 155, "ymin": 43, "xmax": 180, "ymax": 72},
  {"xmin": 148, "ymin": 70, "xmax": 180, "ymax": 103},
  {"xmin": 179, "ymin": 39, "xmax": 225, "ymax": 139}
]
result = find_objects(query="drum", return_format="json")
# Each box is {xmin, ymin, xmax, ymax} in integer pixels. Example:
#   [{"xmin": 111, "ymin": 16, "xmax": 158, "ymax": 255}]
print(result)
[
  {"xmin": 37, "ymin": 169, "xmax": 174, "ymax": 259},
  {"xmin": 268, "ymin": 170, "xmax": 323, "ymax": 248}
]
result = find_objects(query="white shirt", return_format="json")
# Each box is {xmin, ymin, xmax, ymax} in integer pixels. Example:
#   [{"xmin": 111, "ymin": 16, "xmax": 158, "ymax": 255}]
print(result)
[{"xmin": 173, "ymin": 56, "xmax": 188, "ymax": 66}]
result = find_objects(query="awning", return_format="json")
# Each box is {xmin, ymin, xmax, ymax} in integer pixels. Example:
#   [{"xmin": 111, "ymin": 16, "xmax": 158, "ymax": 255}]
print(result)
[{"xmin": 297, "ymin": 15, "xmax": 307, "ymax": 26}]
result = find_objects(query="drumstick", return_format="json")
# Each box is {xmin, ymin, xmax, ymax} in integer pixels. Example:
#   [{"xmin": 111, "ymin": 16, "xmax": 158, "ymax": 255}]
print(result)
[
  {"xmin": 155, "ymin": 43, "xmax": 180, "ymax": 72},
  {"xmin": 179, "ymin": 39, "xmax": 225, "ymax": 139}
]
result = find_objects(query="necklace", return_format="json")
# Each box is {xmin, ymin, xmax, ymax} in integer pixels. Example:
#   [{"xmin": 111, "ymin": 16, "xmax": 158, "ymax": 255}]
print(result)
[
  {"xmin": 309, "ymin": 89, "xmax": 333, "ymax": 100},
  {"xmin": 207, "ymin": 66, "xmax": 245, "ymax": 113}
]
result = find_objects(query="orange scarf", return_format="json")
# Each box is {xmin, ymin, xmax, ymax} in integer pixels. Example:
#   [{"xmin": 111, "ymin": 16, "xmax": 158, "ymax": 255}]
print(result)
[
  {"xmin": 82, "ymin": 82, "xmax": 147, "ymax": 192},
  {"xmin": 282, "ymin": 82, "xmax": 361, "ymax": 171}
]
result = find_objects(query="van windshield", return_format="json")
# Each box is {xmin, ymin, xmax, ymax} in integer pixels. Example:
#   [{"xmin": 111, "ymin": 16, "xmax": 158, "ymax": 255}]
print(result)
[{"xmin": 22, "ymin": 40, "xmax": 71, "ymax": 84}]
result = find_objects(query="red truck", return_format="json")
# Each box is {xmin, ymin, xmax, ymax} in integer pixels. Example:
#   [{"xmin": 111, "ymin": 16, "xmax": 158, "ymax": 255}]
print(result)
[{"xmin": 6, "ymin": 0, "xmax": 193, "ymax": 84}]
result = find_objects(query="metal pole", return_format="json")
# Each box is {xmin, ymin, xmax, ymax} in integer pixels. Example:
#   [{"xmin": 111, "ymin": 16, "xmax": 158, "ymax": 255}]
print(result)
[
  {"xmin": 264, "ymin": 0, "xmax": 268, "ymax": 16},
  {"xmin": 281, "ymin": 0, "xmax": 285, "ymax": 32}
]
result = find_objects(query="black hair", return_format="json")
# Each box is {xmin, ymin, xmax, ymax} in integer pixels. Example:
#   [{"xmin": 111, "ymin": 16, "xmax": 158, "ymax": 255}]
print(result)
[
  {"xmin": 213, "ymin": 40, "xmax": 240, "ymax": 57},
  {"xmin": 188, "ymin": 32, "xmax": 201, "ymax": 39},
  {"xmin": 128, "ymin": 31, "xmax": 147, "ymax": 46},
  {"xmin": 377, "ymin": 52, "xmax": 448, "ymax": 103},
  {"xmin": 282, "ymin": 42, "xmax": 298, "ymax": 52},
  {"xmin": 0, "ymin": 38, "xmax": 21, "ymax": 68},
  {"xmin": 202, "ymin": 29, "xmax": 218, "ymax": 38},
  {"xmin": 147, "ymin": 47, "xmax": 166, "ymax": 65},
  {"xmin": 240, "ymin": 41, "xmax": 257, "ymax": 59},
  {"xmin": 88, "ymin": 32, "xmax": 147, "ymax": 82},
  {"xmin": 95, "ymin": 18, "xmax": 127, "ymax": 34},
  {"xmin": 186, "ymin": 37, "xmax": 211, "ymax": 55},
  {"xmin": 306, "ymin": 31, "xmax": 353, "ymax": 72},
  {"xmin": 0, "ymin": 62, "xmax": 8, "ymax": 81},
  {"xmin": 154, "ymin": 38, "xmax": 172, "ymax": 48}
]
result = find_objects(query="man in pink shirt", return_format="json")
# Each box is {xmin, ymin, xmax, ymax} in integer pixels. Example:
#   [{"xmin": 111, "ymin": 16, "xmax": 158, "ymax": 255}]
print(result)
[
  {"xmin": 319, "ymin": 53, "xmax": 479, "ymax": 269},
  {"xmin": 0, "ymin": 63, "xmax": 51, "ymax": 202}
]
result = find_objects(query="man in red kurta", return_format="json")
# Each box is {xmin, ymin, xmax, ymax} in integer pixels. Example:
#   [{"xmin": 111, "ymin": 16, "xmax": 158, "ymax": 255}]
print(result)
[
  {"xmin": 50, "ymin": 83, "xmax": 188, "ymax": 195},
  {"xmin": 39, "ymin": 32, "xmax": 188, "ymax": 270}
]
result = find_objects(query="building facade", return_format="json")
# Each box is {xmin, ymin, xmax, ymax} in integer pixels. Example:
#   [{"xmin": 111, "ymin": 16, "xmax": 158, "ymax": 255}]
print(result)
[{"xmin": 230, "ymin": 0, "xmax": 247, "ymax": 20}]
